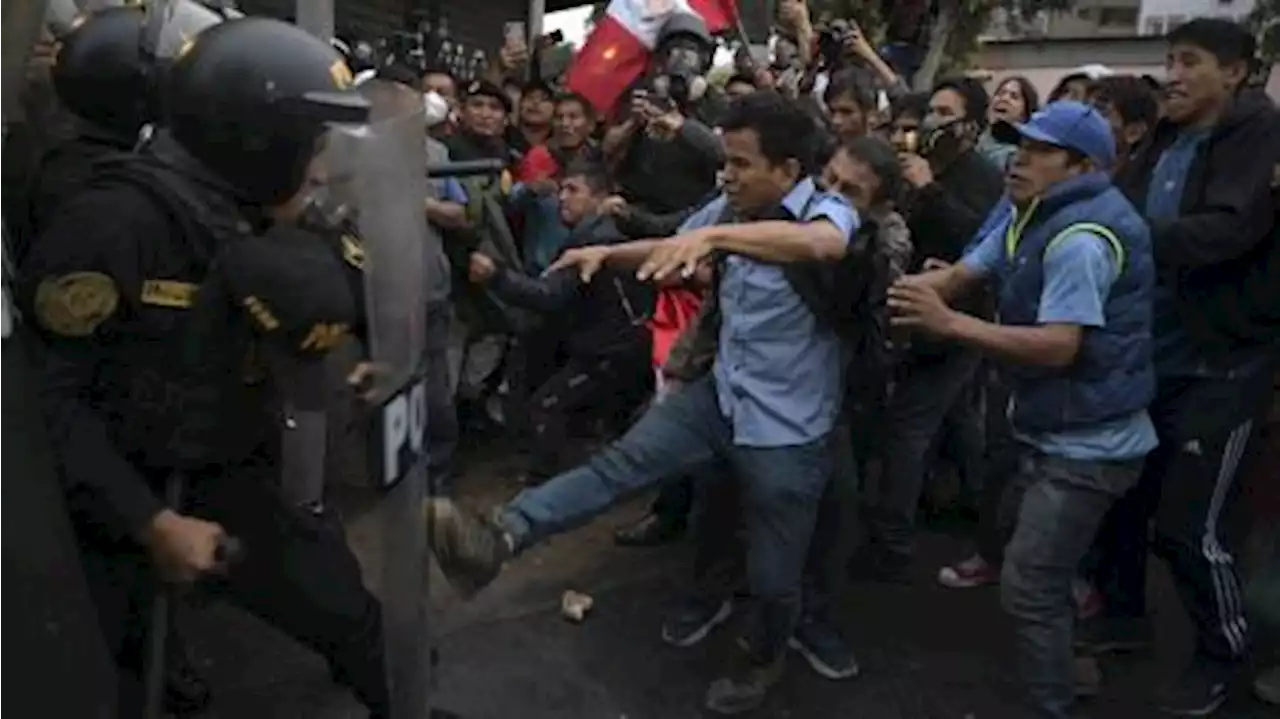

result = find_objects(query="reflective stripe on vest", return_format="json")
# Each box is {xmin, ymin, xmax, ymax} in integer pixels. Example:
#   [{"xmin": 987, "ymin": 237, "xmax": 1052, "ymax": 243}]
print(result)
[{"xmin": 1004, "ymin": 203, "xmax": 1126, "ymax": 279}]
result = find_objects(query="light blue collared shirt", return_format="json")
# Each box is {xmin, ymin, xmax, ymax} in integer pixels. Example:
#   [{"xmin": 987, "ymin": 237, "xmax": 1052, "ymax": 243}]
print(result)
[{"xmin": 681, "ymin": 178, "xmax": 858, "ymax": 447}]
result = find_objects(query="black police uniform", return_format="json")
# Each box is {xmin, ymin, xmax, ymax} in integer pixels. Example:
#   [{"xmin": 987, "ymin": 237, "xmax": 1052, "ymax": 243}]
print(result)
[
  {"xmin": 17, "ymin": 18, "xmax": 391, "ymax": 718},
  {"xmin": 20, "ymin": 132, "xmax": 391, "ymax": 719}
]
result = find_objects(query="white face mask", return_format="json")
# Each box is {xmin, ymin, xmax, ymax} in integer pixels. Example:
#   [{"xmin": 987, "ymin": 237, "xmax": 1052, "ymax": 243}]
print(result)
[{"xmin": 423, "ymin": 91, "xmax": 450, "ymax": 129}]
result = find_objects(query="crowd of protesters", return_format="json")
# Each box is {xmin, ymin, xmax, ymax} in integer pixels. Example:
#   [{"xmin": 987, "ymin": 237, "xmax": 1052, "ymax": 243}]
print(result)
[{"xmin": 404, "ymin": 8, "xmax": 1280, "ymax": 718}]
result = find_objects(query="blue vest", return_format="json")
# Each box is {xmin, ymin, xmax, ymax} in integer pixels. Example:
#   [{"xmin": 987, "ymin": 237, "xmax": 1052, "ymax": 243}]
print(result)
[{"xmin": 996, "ymin": 171, "xmax": 1156, "ymax": 433}]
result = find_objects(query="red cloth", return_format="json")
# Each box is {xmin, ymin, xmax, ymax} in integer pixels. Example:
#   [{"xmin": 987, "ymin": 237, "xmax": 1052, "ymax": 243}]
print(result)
[
  {"xmin": 648, "ymin": 287, "xmax": 703, "ymax": 370},
  {"xmin": 514, "ymin": 144, "xmax": 560, "ymax": 183},
  {"xmin": 566, "ymin": 0, "xmax": 736, "ymax": 117}
]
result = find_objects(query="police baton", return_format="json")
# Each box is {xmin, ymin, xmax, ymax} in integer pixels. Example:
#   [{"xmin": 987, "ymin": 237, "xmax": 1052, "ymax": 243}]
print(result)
[
  {"xmin": 426, "ymin": 158, "xmax": 507, "ymax": 178},
  {"xmin": 142, "ymin": 471, "xmax": 245, "ymax": 719}
]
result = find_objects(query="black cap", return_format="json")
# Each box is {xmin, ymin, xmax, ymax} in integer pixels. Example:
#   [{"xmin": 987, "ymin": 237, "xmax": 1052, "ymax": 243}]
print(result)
[
  {"xmin": 464, "ymin": 79, "xmax": 512, "ymax": 112},
  {"xmin": 216, "ymin": 225, "xmax": 359, "ymax": 359},
  {"xmin": 521, "ymin": 77, "xmax": 555, "ymax": 98}
]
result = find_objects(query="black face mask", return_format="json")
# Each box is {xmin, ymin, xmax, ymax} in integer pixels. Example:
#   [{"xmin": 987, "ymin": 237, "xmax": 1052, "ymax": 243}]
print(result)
[{"xmin": 917, "ymin": 116, "xmax": 975, "ymax": 165}]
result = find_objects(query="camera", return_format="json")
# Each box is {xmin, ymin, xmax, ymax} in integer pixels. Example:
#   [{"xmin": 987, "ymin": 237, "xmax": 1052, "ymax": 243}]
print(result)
[{"xmin": 816, "ymin": 19, "xmax": 855, "ymax": 70}]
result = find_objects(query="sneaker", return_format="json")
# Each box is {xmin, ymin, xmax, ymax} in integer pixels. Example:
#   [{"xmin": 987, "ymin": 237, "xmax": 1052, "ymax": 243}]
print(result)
[
  {"xmin": 1155, "ymin": 659, "xmax": 1234, "ymax": 716},
  {"xmin": 704, "ymin": 652, "xmax": 786, "ymax": 715},
  {"xmin": 1074, "ymin": 616, "xmax": 1154, "ymax": 655},
  {"xmin": 661, "ymin": 598, "xmax": 733, "ymax": 648},
  {"xmin": 423, "ymin": 498, "xmax": 512, "ymax": 597},
  {"xmin": 1254, "ymin": 665, "xmax": 1280, "ymax": 705},
  {"xmin": 788, "ymin": 618, "xmax": 860, "ymax": 680},
  {"xmin": 937, "ymin": 553, "xmax": 1000, "ymax": 589}
]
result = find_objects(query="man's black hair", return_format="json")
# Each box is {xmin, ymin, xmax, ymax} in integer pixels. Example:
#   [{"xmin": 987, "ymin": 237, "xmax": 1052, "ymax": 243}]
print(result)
[
  {"xmin": 823, "ymin": 68, "xmax": 877, "ymax": 110},
  {"xmin": 719, "ymin": 90, "xmax": 817, "ymax": 167},
  {"xmin": 377, "ymin": 62, "xmax": 422, "ymax": 88},
  {"xmin": 725, "ymin": 73, "xmax": 758, "ymax": 90},
  {"xmin": 838, "ymin": 136, "xmax": 904, "ymax": 206},
  {"xmin": 561, "ymin": 158, "xmax": 610, "ymax": 195},
  {"xmin": 1089, "ymin": 75, "xmax": 1159, "ymax": 128},
  {"xmin": 422, "ymin": 65, "xmax": 456, "ymax": 80},
  {"xmin": 555, "ymin": 91, "xmax": 597, "ymax": 119},
  {"xmin": 932, "ymin": 76, "xmax": 990, "ymax": 127},
  {"xmin": 890, "ymin": 91, "xmax": 930, "ymax": 121},
  {"xmin": 1167, "ymin": 18, "xmax": 1257, "ymax": 75}
]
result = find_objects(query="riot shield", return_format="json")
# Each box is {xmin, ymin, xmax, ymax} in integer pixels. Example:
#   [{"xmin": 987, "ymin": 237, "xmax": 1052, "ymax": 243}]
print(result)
[
  {"xmin": 319, "ymin": 78, "xmax": 431, "ymax": 719},
  {"xmin": 0, "ymin": 0, "xmax": 52, "ymax": 119},
  {"xmin": 139, "ymin": 0, "xmax": 241, "ymax": 63}
]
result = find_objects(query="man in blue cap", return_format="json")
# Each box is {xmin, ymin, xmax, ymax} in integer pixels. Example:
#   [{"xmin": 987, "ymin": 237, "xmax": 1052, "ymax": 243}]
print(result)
[{"xmin": 886, "ymin": 100, "xmax": 1158, "ymax": 718}]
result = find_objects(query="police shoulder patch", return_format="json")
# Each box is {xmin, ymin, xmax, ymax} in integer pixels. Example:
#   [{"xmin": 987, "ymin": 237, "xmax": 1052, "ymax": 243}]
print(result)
[
  {"xmin": 33, "ymin": 271, "xmax": 120, "ymax": 337},
  {"xmin": 299, "ymin": 322, "xmax": 350, "ymax": 353}
]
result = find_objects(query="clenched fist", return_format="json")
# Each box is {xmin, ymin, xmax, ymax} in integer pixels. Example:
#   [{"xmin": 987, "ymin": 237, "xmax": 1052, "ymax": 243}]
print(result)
[{"xmin": 469, "ymin": 252, "xmax": 497, "ymax": 283}]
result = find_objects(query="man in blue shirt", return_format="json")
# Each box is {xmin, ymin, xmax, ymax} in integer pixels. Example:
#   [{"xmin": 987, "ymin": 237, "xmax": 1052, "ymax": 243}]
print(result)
[
  {"xmin": 1100, "ymin": 20, "xmax": 1280, "ymax": 716},
  {"xmin": 888, "ymin": 101, "xmax": 1158, "ymax": 719},
  {"xmin": 424, "ymin": 92, "xmax": 857, "ymax": 715}
]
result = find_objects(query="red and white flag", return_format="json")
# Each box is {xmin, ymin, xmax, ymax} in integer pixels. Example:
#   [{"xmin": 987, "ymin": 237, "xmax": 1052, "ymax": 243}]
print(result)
[{"xmin": 565, "ymin": 0, "xmax": 735, "ymax": 116}]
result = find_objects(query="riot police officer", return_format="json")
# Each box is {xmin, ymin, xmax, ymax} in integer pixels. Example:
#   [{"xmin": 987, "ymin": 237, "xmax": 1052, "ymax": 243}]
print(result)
[
  {"xmin": 10, "ymin": 0, "xmax": 240, "ymax": 267},
  {"xmin": 10, "ymin": 5, "xmax": 150, "ymax": 264},
  {"xmin": 18, "ymin": 17, "xmax": 392, "ymax": 718}
]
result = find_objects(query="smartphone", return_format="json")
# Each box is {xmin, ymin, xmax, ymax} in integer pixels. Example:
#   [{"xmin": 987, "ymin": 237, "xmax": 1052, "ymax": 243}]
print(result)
[
  {"xmin": 504, "ymin": 21, "xmax": 527, "ymax": 47},
  {"xmin": 629, "ymin": 88, "xmax": 650, "ymax": 119}
]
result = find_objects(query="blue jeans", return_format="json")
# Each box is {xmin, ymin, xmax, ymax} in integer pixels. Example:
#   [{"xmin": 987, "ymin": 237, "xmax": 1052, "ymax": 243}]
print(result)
[
  {"xmin": 686, "ymin": 424, "xmax": 856, "ymax": 622},
  {"xmin": 502, "ymin": 375, "xmax": 832, "ymax": 661},
  {"xmin": 998, "ymin": 447, "xmax": 1142, "ymax": 718}
]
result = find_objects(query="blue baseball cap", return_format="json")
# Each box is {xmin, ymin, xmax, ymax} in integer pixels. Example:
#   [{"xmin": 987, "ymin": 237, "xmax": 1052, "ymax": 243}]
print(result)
[{"xmin": 992, "ymin": 100, "xmax": 1117, "ymax": 168}]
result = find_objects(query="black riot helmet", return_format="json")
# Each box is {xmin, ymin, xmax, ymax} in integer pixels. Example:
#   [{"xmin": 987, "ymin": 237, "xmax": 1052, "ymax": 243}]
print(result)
[
  {"xmin": 162, "ymin": 17, "xmax": 370, "ymax": 206},
  {"xmin": 51, "ymin": 6, "xmax": 152, "ymax": 142}
]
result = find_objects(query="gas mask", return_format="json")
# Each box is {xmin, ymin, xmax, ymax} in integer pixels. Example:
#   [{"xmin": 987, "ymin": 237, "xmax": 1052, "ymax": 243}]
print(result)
[{"xmin": 652, "ymin": 41, "xmax": 708, "ymax": 107}]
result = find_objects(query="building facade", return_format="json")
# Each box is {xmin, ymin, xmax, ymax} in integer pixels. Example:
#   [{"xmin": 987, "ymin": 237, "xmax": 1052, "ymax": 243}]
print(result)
[
  {"xmin": 978, "ymin": 34, "xmax": 1280, "ymax": 100},
  {"xmin": 983, "ymin": 0, "xmax": 1260, "ymax": 40},
  {"xmin": 238, "ymin": 0, "xmax": 530, "ymax": 78},
  {"xmin": 983, "ymin": 0, "xmax": 1143, "ymax": 40},
  {"xmin": 1137, "ymin": 0, "xmax": 1257, "ymax": 36}
]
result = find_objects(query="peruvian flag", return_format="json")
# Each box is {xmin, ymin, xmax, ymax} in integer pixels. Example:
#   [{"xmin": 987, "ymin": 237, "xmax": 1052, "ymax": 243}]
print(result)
[{"xmin": 565, "ymin": 0, "xmax": 735, "ymax": 116}]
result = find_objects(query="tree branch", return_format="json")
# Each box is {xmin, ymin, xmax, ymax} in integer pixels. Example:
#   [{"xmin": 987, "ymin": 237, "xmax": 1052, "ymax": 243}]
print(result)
[{"xmin": 914, "ymin": 0, "xmax": 960, "ymax": 90}]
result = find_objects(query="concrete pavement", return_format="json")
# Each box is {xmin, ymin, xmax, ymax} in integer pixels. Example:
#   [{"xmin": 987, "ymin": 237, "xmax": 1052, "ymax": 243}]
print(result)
[{"xmin": 181, "ymin": 457, "xmax": 1276, "ymax": 719}]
